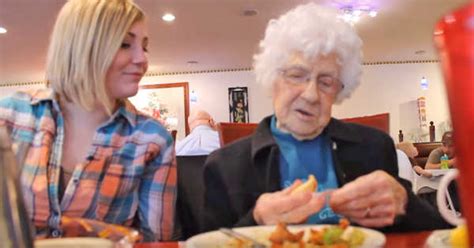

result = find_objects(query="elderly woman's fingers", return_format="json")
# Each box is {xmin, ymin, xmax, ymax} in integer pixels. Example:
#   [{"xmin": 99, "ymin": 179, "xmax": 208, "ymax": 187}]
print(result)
[
  {"xmin": 329, "ymin": 170, "xmax": 408, "ymax": 227},
  {"xmin": 329, "ymin": 172, "xmax": 384, "ymax": 208},
  {"xmin": 253, "ymin": 189, "xmax": 313, "ymax": 225},
  {"xmin": 348, "ymin": 202, "xmax": 396, "ymax": 218},
  {"xmin": 348, "ymin": 204, "xmax": 398, "ymax": 227},
  {"xmin": 338, "ymin": 189, "xmax": 396, "ymax": 212},
  {"xmin": 280, "ymin": 179, "xmax": 303, "ymax": 195},
  {"xmin": 279, "ymin": 192, "xmax": 327, "ymax": 224}
]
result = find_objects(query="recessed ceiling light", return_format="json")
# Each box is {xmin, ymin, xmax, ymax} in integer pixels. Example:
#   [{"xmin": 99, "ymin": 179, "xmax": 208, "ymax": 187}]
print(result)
[
  {"xmin": 241, "ymin": 9, "xmax": 258, "ymax": 17},
  {"xmin": 415, "ymin": 50, "xmax": 426, "ymax": 55},
  {"xmin": 162, "ymin": 13, "xmax": 176, "ymax": 22},
  {"xmin": 0, "ymin": 27, "xmax": 7, "ymax": 34}
]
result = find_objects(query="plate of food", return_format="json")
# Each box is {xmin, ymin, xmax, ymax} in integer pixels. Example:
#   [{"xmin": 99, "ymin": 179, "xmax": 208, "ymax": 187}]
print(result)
[
  {"xmin": 34, "ymin": 216, "xmax": 141, "ymax": 248},
  {"xmin": 35, "ymin": 237, "xmax": 114, "ymax": 248},
  {"xmin": 187, "ymin": 219, "xmax": 386, "ymax": 248}
]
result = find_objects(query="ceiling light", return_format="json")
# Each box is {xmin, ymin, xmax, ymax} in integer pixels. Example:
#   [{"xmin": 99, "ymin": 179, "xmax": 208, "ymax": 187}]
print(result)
[
  {"xmin": 421, "ymin": 77, "xmax": 429, "ymax": 90},
  {"xmin": 0, "ymin": 27, "xmax": 7, "ymax": 34},
  {"xmin": 415, "ymin": 50, "xmax": 426, "ymax": 55},
  {"xmin": 162, "ymin": 13, "xmax": 175, "ymax": 22},
  {"xmin": 241, "ymin": 9, "xmax": 258, "ymax": 17},
  {"xmin": 339, "ymin": 6, "xmax": 377, "ymax": 25}
]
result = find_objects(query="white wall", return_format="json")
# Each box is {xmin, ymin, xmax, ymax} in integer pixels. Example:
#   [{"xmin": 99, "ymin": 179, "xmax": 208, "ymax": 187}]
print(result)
[
  {"xmin": 140, "ymin": 62, "xmax": 451, "ymax": 142},
  {"xmin": 0, "ymin": 62, "xmax": 451, "ymax": 143},
  {"xmin": 140, "ymin": 70, "xmax": 274, "ymax": 124},
  {"xmin": 333, "ymin": 62, "xmax": 451, "ymax": 142}
]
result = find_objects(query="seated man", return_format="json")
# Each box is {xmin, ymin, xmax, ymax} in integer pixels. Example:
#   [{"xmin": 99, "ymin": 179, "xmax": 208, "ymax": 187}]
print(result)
[
  {"xmin": 175, "ymin": 110, "xmax": 220, "ymax": 156},
  {"xmin": 424, "ymin": 131, "xmax": 460, "ymax": 210},
  {"xmin": 202, "ymin": 3, "xmax": 449, "ymax": 233},
  {"xmin": 425, "ymin": 131, "xmax": 456, "ymax": 169}
]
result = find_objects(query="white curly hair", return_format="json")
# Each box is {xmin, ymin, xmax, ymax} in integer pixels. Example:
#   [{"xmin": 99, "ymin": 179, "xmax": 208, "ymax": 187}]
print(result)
[{"xmin": 253, "ymin": 3, "xmax": 363, "ymax": 103}]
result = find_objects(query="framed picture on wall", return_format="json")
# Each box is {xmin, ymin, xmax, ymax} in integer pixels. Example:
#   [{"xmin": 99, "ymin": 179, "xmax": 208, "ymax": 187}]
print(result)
[
  {"xmin": 228, "ymin": 87, "xmax": 249, "ymax": 123},
  {"xmin": 128, "ymin": 82, "xmax": 190, "ymax": 140}
]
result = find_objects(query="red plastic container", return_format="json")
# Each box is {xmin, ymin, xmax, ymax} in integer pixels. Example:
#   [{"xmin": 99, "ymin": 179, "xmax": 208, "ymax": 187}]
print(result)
[{"xmin": 434, "ymin": 2, "xmax": 474, "ymax": 246}]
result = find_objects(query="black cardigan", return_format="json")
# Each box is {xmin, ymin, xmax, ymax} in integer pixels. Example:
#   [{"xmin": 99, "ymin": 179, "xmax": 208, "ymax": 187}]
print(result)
[{"xmin": 202, "ymin": 116, "xmax": 450, "ymax": 232}]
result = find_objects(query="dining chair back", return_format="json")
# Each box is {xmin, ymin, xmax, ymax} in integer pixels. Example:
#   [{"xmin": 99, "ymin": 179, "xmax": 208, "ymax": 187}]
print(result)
[
  {"xmin": 174, "ymin": 155, "xmax": 208, "ymax": 240},
  {"xmin": 216, "ymin": 122, "xmax": 258, "ymax": 146},
  {"xmin": 341, "ymin": 113, "xmax": 390, "ymax": 134},
  {"xmin": 396, "ymin": 149, "xmax": 415, "ymax": 185}
]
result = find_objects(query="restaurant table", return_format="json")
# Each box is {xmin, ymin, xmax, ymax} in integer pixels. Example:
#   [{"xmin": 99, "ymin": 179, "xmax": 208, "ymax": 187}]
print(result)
[
  {"xmin": 134, "ymin": 231, "xmax": 434, "ymax": 247},
  {"xmin": 413, "ymin": 169, "xmax": 456, "ymax": 195}
]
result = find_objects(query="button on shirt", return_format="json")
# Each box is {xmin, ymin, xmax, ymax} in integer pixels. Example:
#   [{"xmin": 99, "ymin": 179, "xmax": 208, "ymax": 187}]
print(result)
[
  {"xmin": 175, "ymin": 125, "xmax": 220, "ymax": 156},
  {"xmin": 0, "ymin": 89, "xmax": 177, "ymax": 241}
]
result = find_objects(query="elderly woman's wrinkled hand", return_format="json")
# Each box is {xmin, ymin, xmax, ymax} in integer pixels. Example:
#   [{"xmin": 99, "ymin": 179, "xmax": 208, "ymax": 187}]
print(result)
[
  {"xmin": 252, "ymin": 180, "xmax": 327, "ymax": 225},
  {"xmin": 329, "ymin": 170, "xmax": 407, "ymax": 228}
]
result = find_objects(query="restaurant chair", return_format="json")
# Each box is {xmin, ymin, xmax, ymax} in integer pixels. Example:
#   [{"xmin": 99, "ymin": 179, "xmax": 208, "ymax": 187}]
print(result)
[
  {"xmin": 173, "ymin": 155, "xmax": 208, "ymax": 240},
  {"xmin": 341, "ymin": 113, "xmax": 390, "ymax": 134},
  {"xmin": 216, "ymin": 122, "xmax": 258, "ymax": 146},
  {"xmin": 396, "ymin": 149, "xmax": 415, "ymax": 187},
  {"xmin": 413, "ymin": 172, "xmax": 458, "ymax": 216},
  {"xmin": 171, "ymin": 130, "xmax": 177, "ymax": 141}
]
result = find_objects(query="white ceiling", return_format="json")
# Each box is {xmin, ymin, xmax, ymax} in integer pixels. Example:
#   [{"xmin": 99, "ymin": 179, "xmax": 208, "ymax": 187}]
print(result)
[{"xmin": 0, "ymin": 0, "xmax": 469, "ymax": 84}]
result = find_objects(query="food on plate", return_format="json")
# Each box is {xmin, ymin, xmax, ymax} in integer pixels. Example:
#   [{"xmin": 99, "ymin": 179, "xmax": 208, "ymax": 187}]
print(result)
[
  {"xmin": 225, "ymin": 237, "xmax": 254, "ymax": 248},
  {"xmin": 269, "ymin": 223, "xmax": 304, "ymax": 244},
  {"xmin": 60, "ymin": 216, "xmax": 141, "ymax": 243},
  {"xmin": 450, "ymin": 224, "xmax": 469, "ymax": 248},
  {"xmin": 224, "ymin": 218, "xmax": 366, "ymax": 248},
  {"xmin": 35, "ymin": 237, "xmax": 114, "ymax": 248},
  {"xmin": 291, "ymin": 175, "xmax": 318, "ymax": 195},
  {"xmin": 270, "ymin": 219, "xmax": 365, "ymax": 248}
]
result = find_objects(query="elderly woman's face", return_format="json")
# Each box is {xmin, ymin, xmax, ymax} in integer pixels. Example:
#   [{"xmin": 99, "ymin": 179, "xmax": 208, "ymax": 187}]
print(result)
[{"xmin": 273, "ymin": 52, "xmax": 342, "ymax": 139}]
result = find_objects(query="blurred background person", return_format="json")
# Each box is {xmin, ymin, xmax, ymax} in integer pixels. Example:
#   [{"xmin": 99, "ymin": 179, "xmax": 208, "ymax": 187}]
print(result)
[
  {"xmin": 0, "ymin": 0, "xmax": 176, "ymax": 241},
  {"xmin": 176, "ymin": 110, "xmax": 220, "ymax": 156},
  {"xmin": 396, "ymin": 141, "xmax": 433, "ymax": 178},
  {"xmin": 202, "ymin": 3, "xmax": 449, "ymax": 233},
  {"xmin": 425, "ymin": 131, "xmax": 456, "ymax": 169}
]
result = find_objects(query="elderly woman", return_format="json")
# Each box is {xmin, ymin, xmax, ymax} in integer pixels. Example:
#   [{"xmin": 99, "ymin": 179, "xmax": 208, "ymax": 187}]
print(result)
[
  {"xmin": 202, "ymin": 3, "xmax": 448, "ymax": 232},
  {"xmin": 0, "ymin": 0, "xmax": 175, "ymax": 241}
]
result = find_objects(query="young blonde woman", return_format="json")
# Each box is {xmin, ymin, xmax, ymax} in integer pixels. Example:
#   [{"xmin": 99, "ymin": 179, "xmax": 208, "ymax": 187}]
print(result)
[{"xmin": 0, "ymin": 0, "xmax": 176, "ymax": 241}]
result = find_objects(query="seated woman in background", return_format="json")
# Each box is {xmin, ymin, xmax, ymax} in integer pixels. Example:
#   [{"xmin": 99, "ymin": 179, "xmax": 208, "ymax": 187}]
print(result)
[
  {"xmin": 396, "ymin": 141, "xmax": 433, "ymax": 177},
  {"xmin": 0, "ymin": 0, "xmax": 176, "ymax": 241},
  {"xmin": 202, "ymin": 3, "xmax": 449, "ymax": 233}
]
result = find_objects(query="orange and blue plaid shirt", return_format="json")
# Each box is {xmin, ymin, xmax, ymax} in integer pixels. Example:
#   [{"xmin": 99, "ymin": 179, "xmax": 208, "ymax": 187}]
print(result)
[{"xmin": 0, "ymin": 89, "xmax": 177, "ymax": 241}]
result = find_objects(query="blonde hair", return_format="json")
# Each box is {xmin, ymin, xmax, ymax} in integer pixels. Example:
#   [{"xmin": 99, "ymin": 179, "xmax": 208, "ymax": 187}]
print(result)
[
  {"xmin": 46, "ymin": 0, "xmax": 145, "ymax": 114},
  {"xmin": 253, "ymin": 3, "xmax": 362, "ymax": 103}
]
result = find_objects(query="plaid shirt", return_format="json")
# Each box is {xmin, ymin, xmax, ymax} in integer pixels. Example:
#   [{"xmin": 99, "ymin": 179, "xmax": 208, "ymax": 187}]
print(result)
[{"xmin": 0, "ymin": 89, "xmax": 177, "ymax": 241}]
